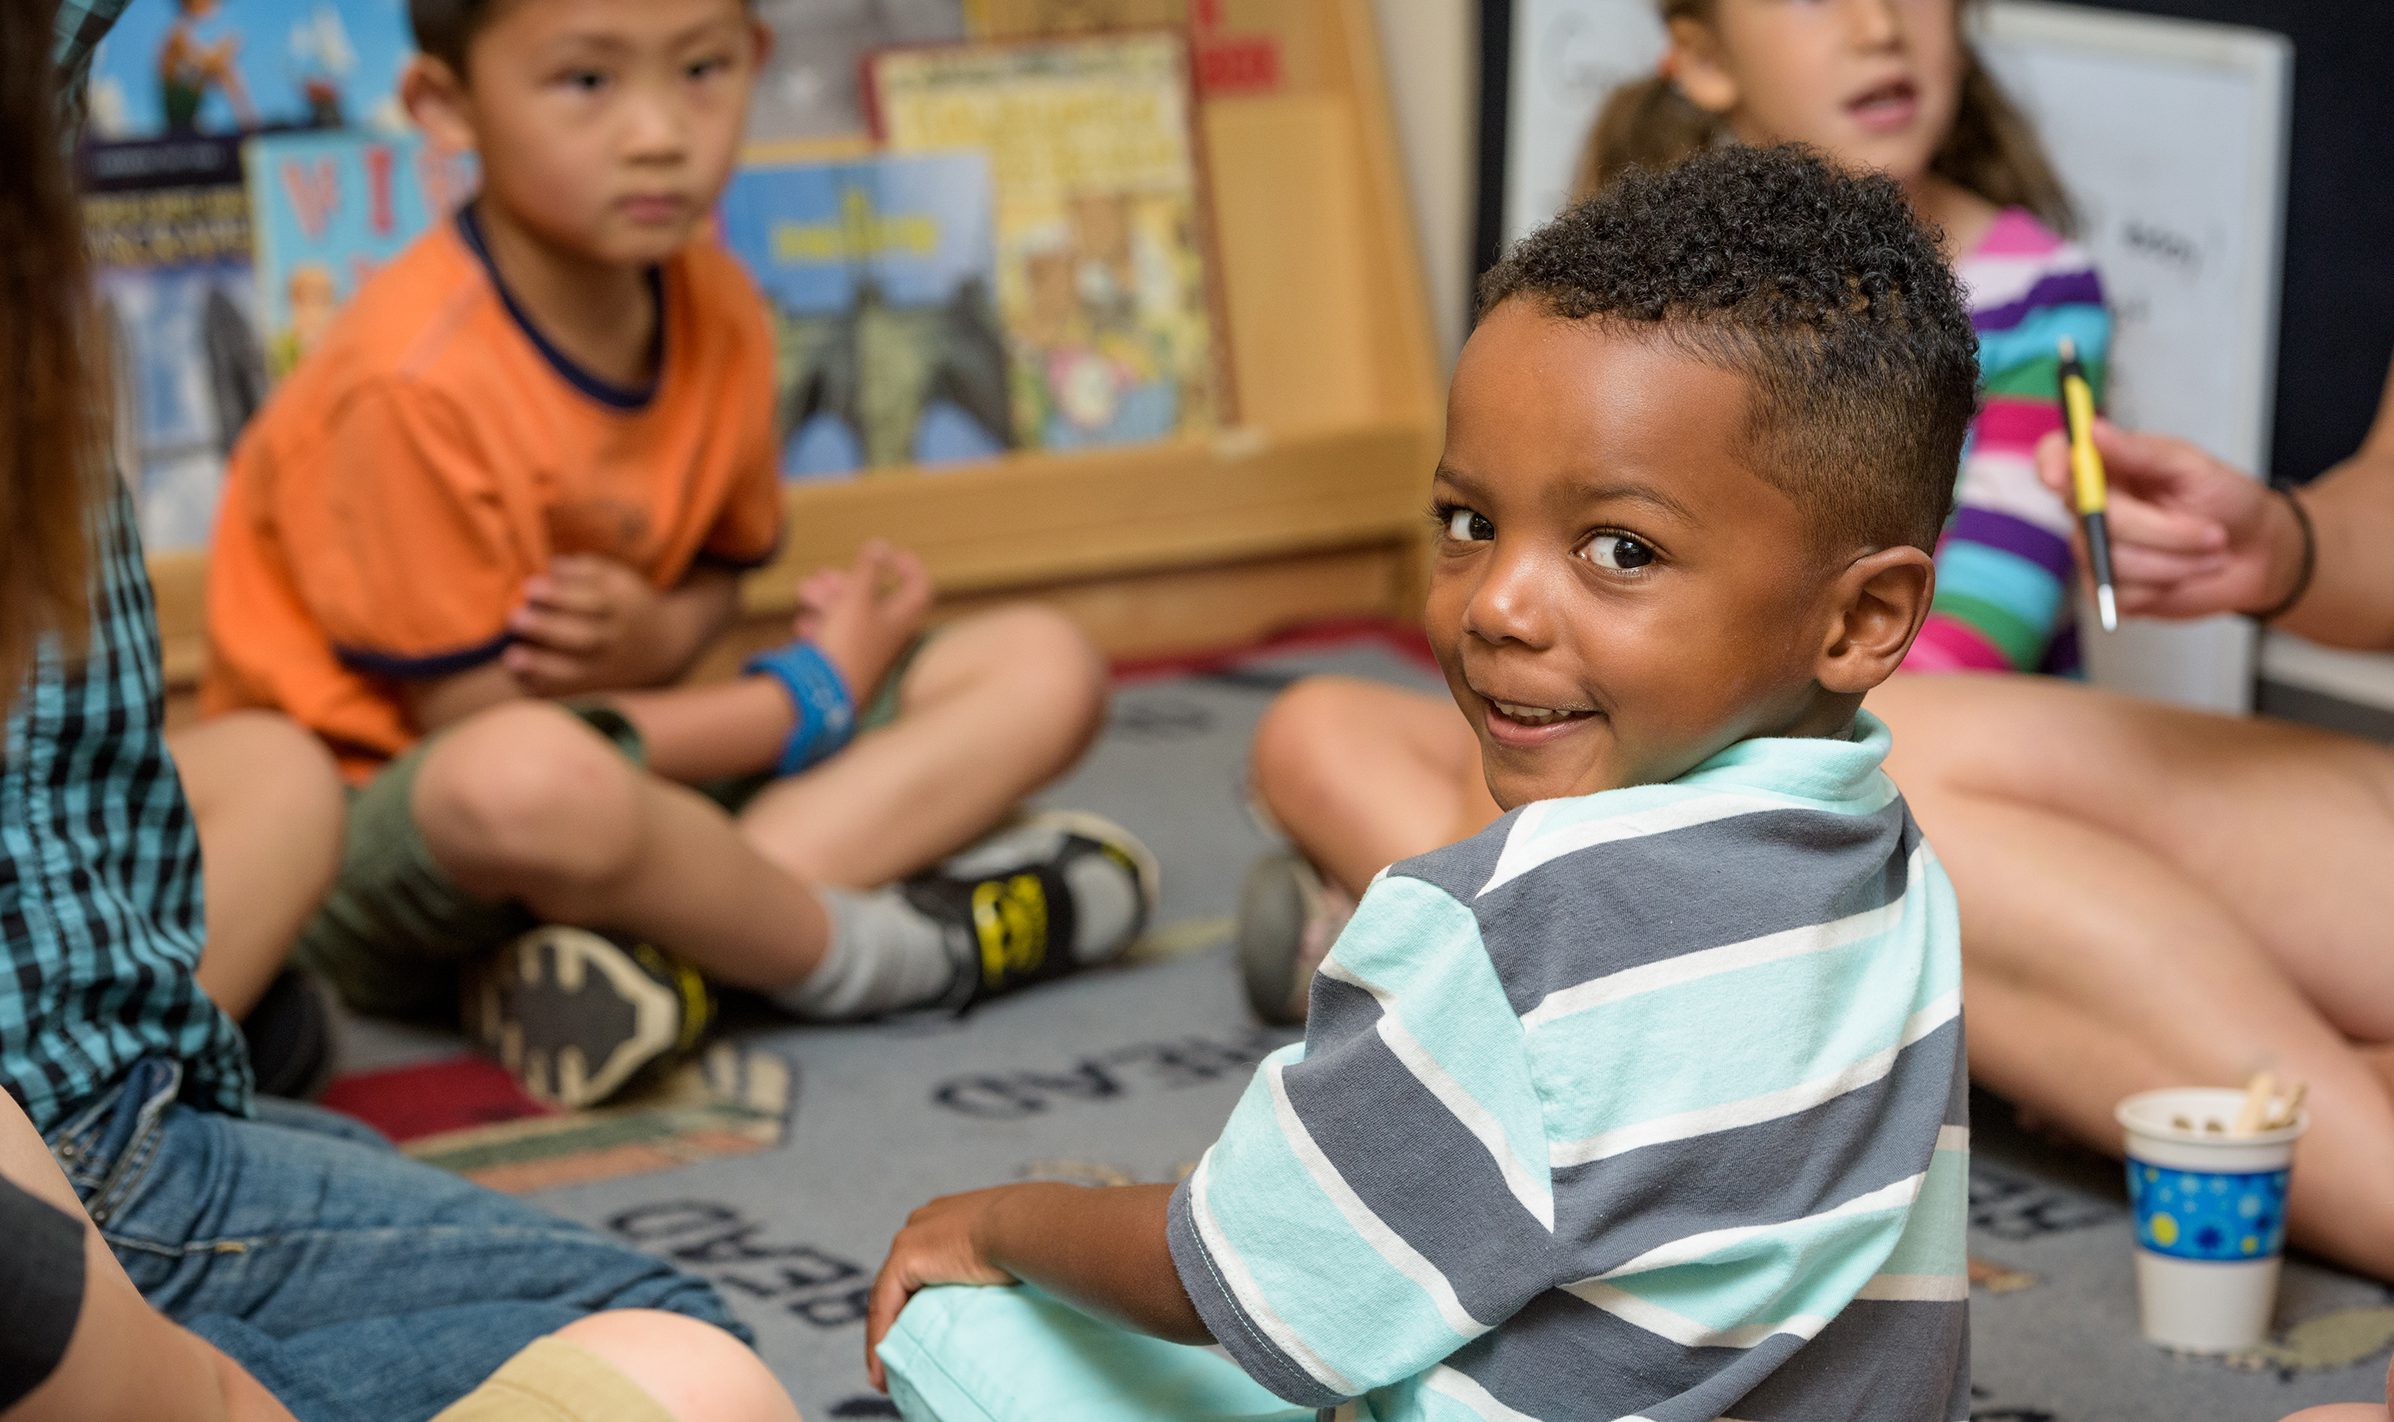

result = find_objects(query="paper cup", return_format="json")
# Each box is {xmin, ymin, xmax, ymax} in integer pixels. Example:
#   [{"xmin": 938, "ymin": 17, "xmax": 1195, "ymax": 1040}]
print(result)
[{"xmin": 2116, "ymin": 1087, "xmax": 2306, "ymax": 1352}]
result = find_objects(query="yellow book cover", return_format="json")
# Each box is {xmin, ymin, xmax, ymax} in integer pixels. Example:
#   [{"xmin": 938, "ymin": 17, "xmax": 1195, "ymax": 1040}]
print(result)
[{"xmin": 867, "ymin": 32, "xmax": 1231, "ymax": 451}]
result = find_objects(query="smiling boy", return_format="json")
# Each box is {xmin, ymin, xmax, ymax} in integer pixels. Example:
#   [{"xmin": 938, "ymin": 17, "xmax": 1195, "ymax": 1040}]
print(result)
[
  {"xmin": 863, "ymin": 145, "xmax": 1980, "ymax": 1421},
  {"xmin": 204, "ymin": 0, "xmax": 1155, "ymax": 1105}
]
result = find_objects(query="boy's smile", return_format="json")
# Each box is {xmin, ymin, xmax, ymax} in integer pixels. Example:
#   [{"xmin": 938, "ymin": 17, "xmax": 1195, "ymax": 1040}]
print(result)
[{"xmin": 1428, "ymin": 301, "xmax": 1865, "ymax": 810}]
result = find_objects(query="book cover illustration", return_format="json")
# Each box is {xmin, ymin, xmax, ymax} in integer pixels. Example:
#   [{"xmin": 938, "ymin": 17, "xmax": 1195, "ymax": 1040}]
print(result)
[
  {"xmin": 83, "ymin": 135, "xmax": 269, "ymax": 553},
  {"xmin": 246, "ymin": 129, "xmax": 478, "ymax": 379},
  {"xmin": 749, "ymin": 0, "xmax": 967, "ymax": 145},
  {"xmin": 82, "ymin": 0, "xmax": 418, "ymax": 140},
  {"xmin": 867, "ymin": 32, "xmax": 1228, "ymax": 451},
  {"xmin": 717, "ymin": 154, "xmax": 1014, "ymax": 480}
]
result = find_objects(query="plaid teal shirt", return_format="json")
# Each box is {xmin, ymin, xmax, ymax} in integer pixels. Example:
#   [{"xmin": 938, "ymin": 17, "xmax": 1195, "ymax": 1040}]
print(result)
[{"xmin": 1, "ymin": 0, "xmax": 251, "ymax": 1134}]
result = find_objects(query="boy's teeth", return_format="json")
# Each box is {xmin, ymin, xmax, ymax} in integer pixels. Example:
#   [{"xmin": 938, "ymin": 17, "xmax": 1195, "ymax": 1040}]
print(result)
[{"xmin": 1495, "ymin": 700, "xmax": 1573, "ymax": 725}]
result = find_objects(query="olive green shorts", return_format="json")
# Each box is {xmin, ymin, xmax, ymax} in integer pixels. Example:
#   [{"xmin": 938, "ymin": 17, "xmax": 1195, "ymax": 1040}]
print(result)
[
  {"xmin": 294, "ymin": 647, "xmax": 921, "ymax": 1020},
  {"xmin": 430, "ymin": 1337, "xmax": 671, "ymax": 1422}
]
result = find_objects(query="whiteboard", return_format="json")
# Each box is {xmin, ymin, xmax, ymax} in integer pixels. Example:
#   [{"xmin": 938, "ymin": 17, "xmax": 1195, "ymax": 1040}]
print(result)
[{"xmin": 1497, "ymin": 0, "xmax": 2292, "ymax": 712}]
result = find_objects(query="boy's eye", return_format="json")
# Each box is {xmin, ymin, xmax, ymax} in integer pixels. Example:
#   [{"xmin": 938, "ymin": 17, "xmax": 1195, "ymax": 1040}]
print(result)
[
  {"xmin": 1443, "ymin": 506, "xmax": 1493, "ymax": 543},
  {"xmin": 687, "ymin": 55, "xmax": 731, "ymax": 80},
  {"xmin": 560, "ymin": 69, "xmax": 609, "ymax": 93},
  {"xmin": 1581, "ymin": 533, "xmax": 1656, "ymax": 572}
]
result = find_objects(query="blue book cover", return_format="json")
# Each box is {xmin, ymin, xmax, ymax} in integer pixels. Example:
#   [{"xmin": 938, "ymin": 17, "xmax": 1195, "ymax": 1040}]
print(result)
[
  {"xmin": 716, "ymin": 153, "xmax": 1014, "ymax": 480},
  {"xmin": 245, "ymin": 129, "xmax": 477, "ymax": 379},
  {"xmin": 83, "ymin": 0, "xmax": 418, "ymax": 140},
  {"xmin": 83, "ymin": 135, "xmax": 268, "ymax": 553}
]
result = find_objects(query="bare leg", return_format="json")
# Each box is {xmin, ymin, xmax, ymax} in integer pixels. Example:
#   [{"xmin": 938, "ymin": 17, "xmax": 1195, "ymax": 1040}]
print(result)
[
  {"xmin": 1248, "ymin": 676, "xmax": 1499, "ymax": 896},
  {"xmin": 545, "ymin": 1311, "xmax": 803, "ymax": 1422},
  {"xmin": 410, "ymin": 702, "xmax": 830, "ymax": 992},
  {"xmin": 171, "ymin": 711, "xmax": 346, "ymax": 1018},
  {"xmin": 736, "ymin": 604, "xmax": 1108, "ymax": 887},
  {"xmin": 1874, "ymin": 672, "xmax": 2394, "ymax": 1280}
]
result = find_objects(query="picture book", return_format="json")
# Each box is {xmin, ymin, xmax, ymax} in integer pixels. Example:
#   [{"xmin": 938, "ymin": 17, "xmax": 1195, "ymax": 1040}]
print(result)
[
  {"xmin": 245, "ymin": 129, "xmax": 478, "ymax": 379},
  {"xmin": 716, "ymin": 153, "xmax": 1014, "ymax": 479},
  {"xmin": 82, "ymin": 0, "xmax": 418, "ymax": 141},
  {"xmin": 867, "ymin": 32, "xmax": 1229, "ymax": 452},
  {"xmin": 82, "ymin": 134, "xmax": 268, "ymax": 553},
  {"xmin": 749, "ymin": 0, "xmax": 968, "ymax": 145}
]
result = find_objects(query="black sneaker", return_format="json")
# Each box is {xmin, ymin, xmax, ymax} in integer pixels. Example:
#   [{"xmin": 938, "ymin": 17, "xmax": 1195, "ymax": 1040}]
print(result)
[
  {"xmin": 900, "ymin": 811, "xmax": 1160, "ymax": 1011},
  {"xmin": 462, "ymin": 928, "xmax": 715, "ymax": 1108},
  {"xmin": 241, "ymin": 967, "xmax": 342, "ymax": 1100}
]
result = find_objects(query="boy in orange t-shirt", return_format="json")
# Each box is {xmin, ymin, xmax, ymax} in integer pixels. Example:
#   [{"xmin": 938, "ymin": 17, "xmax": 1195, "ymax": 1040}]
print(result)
[{"xmin": 204, "ymin": 0, "xmax": 1155, "ymax": 1107}]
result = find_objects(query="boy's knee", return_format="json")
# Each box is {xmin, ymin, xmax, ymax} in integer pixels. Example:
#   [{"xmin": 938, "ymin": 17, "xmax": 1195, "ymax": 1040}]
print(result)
[
  {"xmin": 1250, "ymin": 676, "xmax": 1356, "ymax": 804},
  {"xmin": 962, "ymin": 603, "xmax": 1108, "ymax": 739},
  {"xmin": 412, "ymin": 704, "xmax": 643, "ymax": 895}
]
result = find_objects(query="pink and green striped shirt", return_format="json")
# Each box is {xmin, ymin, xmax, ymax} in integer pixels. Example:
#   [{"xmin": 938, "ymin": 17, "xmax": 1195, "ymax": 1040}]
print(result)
[{"xmin": 1906, "ymin": 208, "xmax": 2110, "ymax": 675}]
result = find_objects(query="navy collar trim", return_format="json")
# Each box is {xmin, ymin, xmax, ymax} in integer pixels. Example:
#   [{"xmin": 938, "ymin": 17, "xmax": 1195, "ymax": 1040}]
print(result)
[{"xmin": 457, "ymin": 205, "xmax": 664, "ymax": 413}]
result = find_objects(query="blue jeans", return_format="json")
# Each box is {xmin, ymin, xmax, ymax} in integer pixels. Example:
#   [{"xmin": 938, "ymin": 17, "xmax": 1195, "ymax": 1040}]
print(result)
[{"xmin": 47, "ymin": 1058, "xmax": 746, "ymax": 1422}]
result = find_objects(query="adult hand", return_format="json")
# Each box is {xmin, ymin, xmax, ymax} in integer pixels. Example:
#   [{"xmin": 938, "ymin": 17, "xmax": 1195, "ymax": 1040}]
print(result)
[
  {"xmin": 863, "ymin": 1185, "xmax": 1028, "ymax": 1391},
  {"xmin": 2035, "ymin": 420, "xmax": 2303, "ymax": 621},
  {"xmin": 799, "ymin": 540, "xmax": 935, "ymax": 706},
  {"xmin": 504, "ymin": 555, "xmax": 665, "ymax": 695}
]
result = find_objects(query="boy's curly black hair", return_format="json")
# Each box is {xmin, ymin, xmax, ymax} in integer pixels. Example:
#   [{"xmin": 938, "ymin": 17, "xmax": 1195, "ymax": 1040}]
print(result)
[{"xmin": 1478, "ymin": 144, "xmax": 1979, "ymax": 554}]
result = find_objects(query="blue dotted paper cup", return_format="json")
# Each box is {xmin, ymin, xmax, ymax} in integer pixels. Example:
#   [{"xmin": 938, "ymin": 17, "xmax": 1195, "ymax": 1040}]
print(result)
[{"xmin": 2116, "ymin": 1088, "xmax": 2306, "ymax": 1353}]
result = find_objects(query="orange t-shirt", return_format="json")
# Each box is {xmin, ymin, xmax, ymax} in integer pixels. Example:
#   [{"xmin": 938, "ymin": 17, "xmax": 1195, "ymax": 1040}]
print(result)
[{"xmin": 202, "ymin": 210, "xmax": 781, "ymax": 781}]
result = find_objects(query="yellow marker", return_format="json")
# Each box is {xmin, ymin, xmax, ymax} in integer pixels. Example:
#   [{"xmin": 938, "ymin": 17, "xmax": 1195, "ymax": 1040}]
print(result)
[{"xmin": 2056, "ymin": 336, "xmax": 2118, "ymax": 631}]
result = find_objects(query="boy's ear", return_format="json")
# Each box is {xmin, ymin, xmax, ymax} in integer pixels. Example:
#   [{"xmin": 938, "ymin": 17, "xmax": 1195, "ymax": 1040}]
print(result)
[
  {"xmin": 402, "ymin": 54, "xmax": 476, "ymax": 155},
  {"xmin": 1815, "ymin": 545, "xmax": 1936, "ymax": 695},
  {"xmin": 749, "ymin": 17, "xmax": 777, "ymax": 70},
  {"xmin": 1663, "ymin": 17, "xmax": 1739, "ymax": 118}
]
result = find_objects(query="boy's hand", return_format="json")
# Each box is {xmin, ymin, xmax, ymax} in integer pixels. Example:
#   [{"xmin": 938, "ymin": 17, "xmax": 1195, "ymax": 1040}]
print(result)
[
  {"xmin": 865, "ymin": 1185, "xmax": 1026, "ymax": 1392},
  {"xmin": 800, "ymin": 540, "xmax": 934, "ymax": 707},
  {"xmin": 505, "ymin": 555, "xmax": 664, "ymax": 695}
]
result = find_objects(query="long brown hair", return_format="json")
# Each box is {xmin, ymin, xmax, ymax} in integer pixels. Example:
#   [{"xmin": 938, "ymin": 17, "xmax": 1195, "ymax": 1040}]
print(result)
[
  {"xmin": 0, "ymin": 0, "xmax": 105, "ymax": 708},
  {"xmin": 1572, "ymin": 0, "xmax": 2077, "ymax": 235}
]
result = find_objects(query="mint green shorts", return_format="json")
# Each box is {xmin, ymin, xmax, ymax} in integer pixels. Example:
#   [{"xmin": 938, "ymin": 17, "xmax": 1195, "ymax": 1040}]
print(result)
[{"xmin": 878, "ymin": 1285, "xmax": 1310, "ymax": 1422}]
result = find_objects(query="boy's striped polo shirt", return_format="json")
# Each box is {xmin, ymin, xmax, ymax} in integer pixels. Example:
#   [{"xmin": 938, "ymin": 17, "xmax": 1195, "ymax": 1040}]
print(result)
[{"xmin": 1168, "ymin": 711, "xmax": 1969, "ymax": 1422}]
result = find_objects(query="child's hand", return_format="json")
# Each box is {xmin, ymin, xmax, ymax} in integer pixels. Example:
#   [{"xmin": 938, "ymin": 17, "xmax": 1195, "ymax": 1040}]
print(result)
[
  {"xmin": 802, "ymin": 540, "xmax": 934, "ymax": 706},
  {"xmin": 505, "ymin": 555, "xmax": 664, "ymax": 695},
  {"xmin": 865, "ymin": 1185, "xmax": 1025, "ymax": 1392}
]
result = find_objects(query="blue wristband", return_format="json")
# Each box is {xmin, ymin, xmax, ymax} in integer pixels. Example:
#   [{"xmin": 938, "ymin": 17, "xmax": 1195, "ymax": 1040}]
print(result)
[{"xmin": 744, "ymin": 641, "xmax": 857, "ymax": 776}]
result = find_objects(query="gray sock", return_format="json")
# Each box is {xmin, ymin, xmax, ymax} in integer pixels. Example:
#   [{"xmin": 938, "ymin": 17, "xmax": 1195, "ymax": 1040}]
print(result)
[{"xmin": 771, "ymin": 885, "xmax": 959, "ymax": 1021}]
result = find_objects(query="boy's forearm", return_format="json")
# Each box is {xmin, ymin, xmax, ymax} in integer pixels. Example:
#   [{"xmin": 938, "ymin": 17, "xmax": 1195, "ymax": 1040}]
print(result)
[
  {"xmin": 981, "ymin": 1183, "xmax": 1213, "ymax": 1345},
  {"xmin": 635, "ymin": 569, "xmax": 742, "ymax": 685},
  {"xmin": 610, "ymin": 676, "xmax": 793, "ymax": 784}
]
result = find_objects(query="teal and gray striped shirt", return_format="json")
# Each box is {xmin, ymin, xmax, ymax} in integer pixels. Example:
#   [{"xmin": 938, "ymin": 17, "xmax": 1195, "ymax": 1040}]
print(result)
[{"xmin": 1169, "ymin": 712, "xmax": 1968, "ymax": 1421}]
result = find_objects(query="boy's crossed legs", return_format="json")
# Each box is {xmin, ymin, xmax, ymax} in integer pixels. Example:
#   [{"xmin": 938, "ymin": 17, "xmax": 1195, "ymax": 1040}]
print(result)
[{"xmin": 301, "ymin": 603, "xmax": 1150, "ymax": 1103}]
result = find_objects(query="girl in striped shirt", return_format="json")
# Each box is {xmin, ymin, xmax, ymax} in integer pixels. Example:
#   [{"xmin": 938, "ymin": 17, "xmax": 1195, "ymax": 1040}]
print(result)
[{"xmin": 1238, "ymin": 0, "xmax": 2111, "ymax": 1027}]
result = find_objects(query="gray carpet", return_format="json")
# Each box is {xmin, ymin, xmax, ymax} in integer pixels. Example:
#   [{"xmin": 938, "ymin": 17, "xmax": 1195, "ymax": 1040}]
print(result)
[{"xmin": 349, "ymin": 636, "xmax": 2394, "ymax": 1421}]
